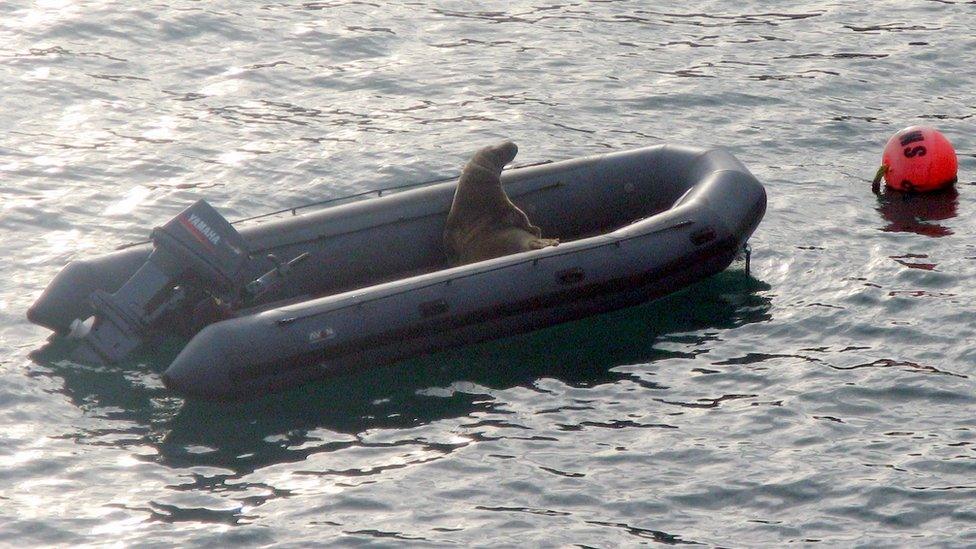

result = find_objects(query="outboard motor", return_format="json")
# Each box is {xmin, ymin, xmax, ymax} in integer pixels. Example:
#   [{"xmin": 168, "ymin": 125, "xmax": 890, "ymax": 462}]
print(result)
[{"xmin": 70, "ymin": 200, "xmax": 250, "ymax": 364}]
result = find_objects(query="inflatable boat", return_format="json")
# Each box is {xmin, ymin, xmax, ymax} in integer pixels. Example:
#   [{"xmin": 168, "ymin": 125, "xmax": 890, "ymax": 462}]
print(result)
[{"xmin": 28, "ymin": 144, "xmax": 766, "ymax": 400}]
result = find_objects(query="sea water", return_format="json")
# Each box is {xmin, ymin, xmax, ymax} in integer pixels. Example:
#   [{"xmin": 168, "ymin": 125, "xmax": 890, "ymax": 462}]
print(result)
[{"xmin": 1, "ymin": 1, "xmax": 975, "ymax": 545}]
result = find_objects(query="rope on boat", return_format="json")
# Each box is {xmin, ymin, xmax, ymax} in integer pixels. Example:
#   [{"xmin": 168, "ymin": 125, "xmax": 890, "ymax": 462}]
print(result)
[{"xmin": 115, "ymin": 159, "xmax": 554, "ymax": 251}]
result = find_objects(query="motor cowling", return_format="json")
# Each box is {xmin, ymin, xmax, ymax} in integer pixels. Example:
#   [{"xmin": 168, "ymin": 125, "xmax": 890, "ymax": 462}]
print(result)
[{"xmin": 71, "ymin": 200, "xmax": 250, "ymax": 364}]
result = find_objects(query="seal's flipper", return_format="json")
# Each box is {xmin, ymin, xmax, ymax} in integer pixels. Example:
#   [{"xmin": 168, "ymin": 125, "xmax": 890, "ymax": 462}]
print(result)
[{"xmin": 529, "ymin": 238, "xmax": 559, "ymax": 250}]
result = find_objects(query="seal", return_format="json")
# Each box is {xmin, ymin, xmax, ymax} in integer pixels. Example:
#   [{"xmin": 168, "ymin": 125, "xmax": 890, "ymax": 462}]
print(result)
[{"xmin": 444, "ymin": 141, "xmax": 558, "ymax": 265}]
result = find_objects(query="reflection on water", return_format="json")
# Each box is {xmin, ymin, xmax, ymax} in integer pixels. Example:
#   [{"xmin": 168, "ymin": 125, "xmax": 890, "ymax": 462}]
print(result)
[
  {"xmin": 6, "ymin": 0, "xmax": 975, "ymax": 543},
  {"xmin": 875, "ymin": 186, "xmax": 959, "ymax": 238},
  {"xmin": 31, "ymin": 269, "xmax": 772, "ymax": 480}
]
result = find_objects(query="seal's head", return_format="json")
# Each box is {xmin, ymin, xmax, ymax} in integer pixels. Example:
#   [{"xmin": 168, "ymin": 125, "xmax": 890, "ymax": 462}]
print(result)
[
  {"xmin": 485, "ymin": 140, "xmax": 518, "ymax": 166},
  {"xmin": 465, "ymin": 140, "xmax": 518, "ymax": 184}
]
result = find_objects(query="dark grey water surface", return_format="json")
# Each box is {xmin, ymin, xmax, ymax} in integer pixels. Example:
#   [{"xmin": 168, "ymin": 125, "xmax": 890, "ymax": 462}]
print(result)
[{"xmin": 2, "ymin": 1, "xmax": 975, "ymax": 546}]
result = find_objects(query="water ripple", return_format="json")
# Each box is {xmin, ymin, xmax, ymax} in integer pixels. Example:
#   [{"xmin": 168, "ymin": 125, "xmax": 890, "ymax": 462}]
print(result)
[{"xmin": 3, "ymin": 0, "xmax": 976, "ymax": 545}]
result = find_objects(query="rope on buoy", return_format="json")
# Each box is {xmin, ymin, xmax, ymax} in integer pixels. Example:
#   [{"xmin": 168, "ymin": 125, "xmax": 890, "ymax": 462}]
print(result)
[{"xmin": 871, "ymin": 165, "xmax": 887, "ymax": 194}]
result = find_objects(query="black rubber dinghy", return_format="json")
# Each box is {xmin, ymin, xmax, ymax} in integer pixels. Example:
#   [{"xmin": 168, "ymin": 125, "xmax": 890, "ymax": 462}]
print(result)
[{"xmin": 28, "ymin": 144, "xmax": 766, "ymax": 400}]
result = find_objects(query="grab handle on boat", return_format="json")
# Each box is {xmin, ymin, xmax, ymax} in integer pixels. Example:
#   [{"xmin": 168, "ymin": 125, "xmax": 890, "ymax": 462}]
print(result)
[
  {"xmin": 419, "ymin": 299, "xmax": 450, "ymax": 317},
  {"xmin": 690, "ymin": 227, "xmax": 716, "ymax": 246},
  {"xmin": 556, "ymin": 267, "xmax": 585, "ymax": 285}
]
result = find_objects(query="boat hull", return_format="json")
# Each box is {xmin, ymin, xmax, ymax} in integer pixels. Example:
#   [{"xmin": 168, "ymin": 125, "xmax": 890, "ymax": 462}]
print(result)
[{"xmin": 29, "ymin": 144, "xmax": 767, "ymax": 400}]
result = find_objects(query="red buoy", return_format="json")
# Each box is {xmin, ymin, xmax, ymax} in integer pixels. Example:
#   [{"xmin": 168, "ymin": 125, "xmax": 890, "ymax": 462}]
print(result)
[{"xmin": 874, "ymin": 126, "xmax": 958, "ymax": 193}]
